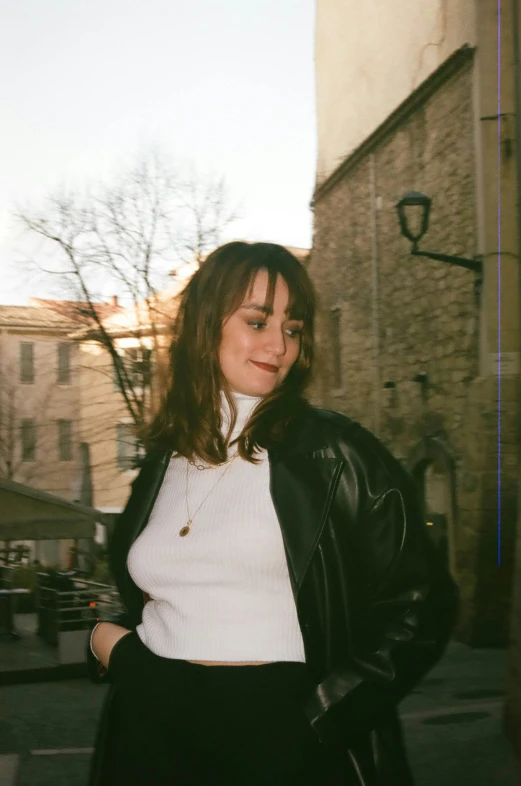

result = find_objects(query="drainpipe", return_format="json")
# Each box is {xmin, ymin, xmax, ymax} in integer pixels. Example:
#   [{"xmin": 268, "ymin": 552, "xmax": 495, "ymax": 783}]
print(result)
[
  {"xmin": 506, "ymin": 2, "xmax": 521, "ymax": 759},
  {"xmin": 369, "ymin": 154, "xmax": 381, "ymax": 436}
]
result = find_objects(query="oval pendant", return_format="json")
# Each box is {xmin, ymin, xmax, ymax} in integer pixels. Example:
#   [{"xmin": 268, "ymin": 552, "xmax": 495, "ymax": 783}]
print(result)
[{"xmin": 179, "ymin": 525, "xmax": 191, "ymax": 537}]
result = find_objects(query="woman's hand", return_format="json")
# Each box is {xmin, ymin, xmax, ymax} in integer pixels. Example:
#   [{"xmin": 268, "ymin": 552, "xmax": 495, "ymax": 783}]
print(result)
[{"xmin": 91, "ymin": 622, "xmax": 132, "ymax": 670}]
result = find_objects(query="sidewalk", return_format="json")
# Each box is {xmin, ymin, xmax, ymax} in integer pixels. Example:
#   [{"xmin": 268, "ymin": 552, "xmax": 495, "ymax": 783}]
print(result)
[
  {"xmin": 0, "ymin": 626, "xmax": 520, "ymax": 785},
  {"xmin": 399, "ymin": 642, "xmax": 521, "ymax": 785},
  {"xmin": 0, "ymin": 614, "xmax": 86, "ymax": 685}
]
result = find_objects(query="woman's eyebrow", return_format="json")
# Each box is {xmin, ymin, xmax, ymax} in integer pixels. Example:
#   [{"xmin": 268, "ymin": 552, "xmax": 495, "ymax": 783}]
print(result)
[
  {"xmin": 239, "ymin": 303, "xmax": 272, "ymax": 314},
  {"xmin": 239, "ymin": 303, "xmax": 304, "ymax": 320}
]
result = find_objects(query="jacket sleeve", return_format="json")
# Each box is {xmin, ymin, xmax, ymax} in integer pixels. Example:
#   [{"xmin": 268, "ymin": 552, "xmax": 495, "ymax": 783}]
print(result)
[{"xmin": 304, "ymin": 476, "xmax": 459, "ymax": 742}]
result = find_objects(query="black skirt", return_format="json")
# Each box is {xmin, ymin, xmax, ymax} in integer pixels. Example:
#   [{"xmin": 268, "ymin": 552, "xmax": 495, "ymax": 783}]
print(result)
[{"xmin": 101, "ymin": 631, "xmax": 352, "ymax": 786}]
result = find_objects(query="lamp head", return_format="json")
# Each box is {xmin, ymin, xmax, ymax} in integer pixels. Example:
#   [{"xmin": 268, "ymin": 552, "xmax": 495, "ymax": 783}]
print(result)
[{"xmin": 396, "ymin": 191, "xmax": 431, "ymax": 246}]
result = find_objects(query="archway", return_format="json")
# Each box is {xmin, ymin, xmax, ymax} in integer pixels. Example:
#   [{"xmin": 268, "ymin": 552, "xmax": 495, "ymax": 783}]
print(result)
[{"xmin": 407, "ymin": 436, "xmax": 458, "ymax": 578}]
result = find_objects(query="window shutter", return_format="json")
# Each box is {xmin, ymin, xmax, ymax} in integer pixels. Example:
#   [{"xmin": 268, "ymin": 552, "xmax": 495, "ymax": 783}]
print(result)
[
  {"xmin": 57, "ymin": 343, "xmax": 71, "ymax": 384},
  {"xmin": 20, "ymin": 343, "xmax": 35, "ymax": 384},
  {"xmin": 116, "ymin": 423, "xmax": 137, "ymax": 471}
]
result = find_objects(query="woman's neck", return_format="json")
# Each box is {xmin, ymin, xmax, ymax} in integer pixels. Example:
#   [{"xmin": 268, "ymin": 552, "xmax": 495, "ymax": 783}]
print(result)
[{"xmin": 220, "ymin": 390, "xmax": 262, "ymax": 440}]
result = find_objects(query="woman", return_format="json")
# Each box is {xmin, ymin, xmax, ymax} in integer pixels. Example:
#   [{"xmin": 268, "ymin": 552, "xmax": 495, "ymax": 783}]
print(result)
[{"xmin": 88, "ymin": 241, "xmax": 458, "ymax": 786}]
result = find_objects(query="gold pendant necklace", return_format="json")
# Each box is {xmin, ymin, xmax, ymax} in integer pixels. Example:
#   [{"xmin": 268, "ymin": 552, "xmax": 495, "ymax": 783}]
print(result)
[{"xmin": 181, "ymin": 453, "xmax": 238, "ymax": 537}]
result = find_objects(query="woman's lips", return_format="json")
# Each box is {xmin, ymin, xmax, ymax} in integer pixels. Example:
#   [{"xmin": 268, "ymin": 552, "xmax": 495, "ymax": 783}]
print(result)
[{"xmin": 251, "ymin": 360, "xmax": 279, "ymax": 373}]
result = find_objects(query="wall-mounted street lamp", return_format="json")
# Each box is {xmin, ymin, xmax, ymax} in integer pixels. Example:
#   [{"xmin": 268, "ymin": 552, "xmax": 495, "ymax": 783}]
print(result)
[{"xmin": 396, "ymin": 191, "xmax": 483, "ymax": 291}]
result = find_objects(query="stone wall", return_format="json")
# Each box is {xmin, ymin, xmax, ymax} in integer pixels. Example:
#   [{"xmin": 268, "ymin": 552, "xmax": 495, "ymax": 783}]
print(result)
[{"xmin": 309, "ymin": 57, "xmax": 518, "ymax": 645}]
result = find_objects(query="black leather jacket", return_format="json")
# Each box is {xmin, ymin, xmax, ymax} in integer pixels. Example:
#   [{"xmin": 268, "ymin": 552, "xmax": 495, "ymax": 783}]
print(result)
[{"xmin": 88, "ymin": 408, "xmax": 459, "ymax": 786}]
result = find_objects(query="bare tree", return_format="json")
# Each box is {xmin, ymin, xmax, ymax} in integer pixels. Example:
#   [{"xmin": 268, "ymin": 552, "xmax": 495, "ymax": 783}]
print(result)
[{"xmin": 15, "ymin": 150, "xmax": 237, "ymax": 431}]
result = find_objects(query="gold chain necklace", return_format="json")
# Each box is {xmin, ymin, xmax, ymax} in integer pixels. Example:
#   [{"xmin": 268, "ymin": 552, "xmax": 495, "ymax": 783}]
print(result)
[
  {"xmin": 188, "ymin": 451, "xmax": 237, "ymax": 471},
  {"xmin": 180, "ymin": 454, "xmax": 239, "ymax": 537}
]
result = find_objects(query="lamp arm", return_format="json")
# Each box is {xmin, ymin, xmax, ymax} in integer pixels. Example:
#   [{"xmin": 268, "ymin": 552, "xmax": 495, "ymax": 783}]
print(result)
[{"xmin": 410, "ymin": 247, "xmax": 482, "ymax": 274}]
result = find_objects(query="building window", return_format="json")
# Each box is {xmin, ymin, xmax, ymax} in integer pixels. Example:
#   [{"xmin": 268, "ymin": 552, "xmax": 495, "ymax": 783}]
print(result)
[
  {"xmin": 113, "ymin": 347, "xmax": 152, "ymax": 391},
  {"xmin": 21, "ymin": 419, "xmax": 36, "ymax": 462},
  {"xmin": 20, "ymin": 342, "xmax": 35, "ymax": 384},
  {"xmin": 57, "ymin": 419, "xmax": 73, "ymax": 461},
  {"xmin": 113, "ymin": 353, "xmax": 124, "ymax": 391},
  {"xmin": 116, "ymin": 423, "xmax": 140, "ymax": 471},
  {"xmin": 329, "ymin": 307, "xmax": 343, "ymax": 389},
  {"xmin": 130, "ymin": 347, "xmax": 152, "ymax": 387},
  {"xmin": 57, "ymin": 343, "xmax": 71, "ymax": 384}
]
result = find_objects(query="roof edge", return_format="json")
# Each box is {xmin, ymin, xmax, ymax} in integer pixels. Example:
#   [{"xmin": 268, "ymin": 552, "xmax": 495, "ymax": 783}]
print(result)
[{"xmin": 313, "ymin": 45, "xmax": 475, "ymax": 205}]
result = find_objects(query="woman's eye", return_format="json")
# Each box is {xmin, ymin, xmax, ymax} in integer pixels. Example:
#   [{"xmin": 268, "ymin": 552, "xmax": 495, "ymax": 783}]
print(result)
[{"xmin": 247, "ymin": 320, "xmax": 302, "ymax": 337}]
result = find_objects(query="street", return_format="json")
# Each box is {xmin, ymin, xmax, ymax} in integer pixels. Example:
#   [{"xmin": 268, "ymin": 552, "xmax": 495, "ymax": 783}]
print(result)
[{"xmin": 0, "ymin": 642, "xmax": 519, "ymax": 786}]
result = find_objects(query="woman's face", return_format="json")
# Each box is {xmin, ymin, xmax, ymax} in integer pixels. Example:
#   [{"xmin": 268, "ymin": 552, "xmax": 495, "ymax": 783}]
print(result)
[{"xmin": 219, "ymin": 270, "xmax": 304, "ymax": 397}]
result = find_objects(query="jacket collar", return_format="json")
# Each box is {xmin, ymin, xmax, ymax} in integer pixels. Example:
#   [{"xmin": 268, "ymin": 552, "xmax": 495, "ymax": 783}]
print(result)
[
  {"xmin": 268, "ymin": 412, "xmax": 344, "ymax": 593},
  {"xmin": 271, "ymin": 408, "xmax": 330, "ymax": 458}
]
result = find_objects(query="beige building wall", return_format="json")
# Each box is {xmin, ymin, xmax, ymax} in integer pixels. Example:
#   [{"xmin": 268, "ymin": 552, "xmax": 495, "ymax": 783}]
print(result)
[
  {"xmin": 0, "ymin": 326, "xmax": 80, "ymax": 499},
  {"xmin": 77, "ymin": 283, "xmax": 183, "ymax": 513},
  {"xmin": 0, "ymin": 311, "xmax": 82, "ymax": 567},
  {"xmin": 315, "ymin": 0, "xmax": 476, "ymax": 184},
  {"xmin": 78, "ymin": 338, "xmax": 143, "ymax": 513},
  {"xmin": 0, "ymin": 287, "xmax": 182, "ymax": 557}
]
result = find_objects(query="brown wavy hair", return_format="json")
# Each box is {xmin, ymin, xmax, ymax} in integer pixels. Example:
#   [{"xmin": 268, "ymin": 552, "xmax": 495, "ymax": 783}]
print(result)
[{"xmin": 145, "ymin": 241, "xmax": 316, "ymax": 464}]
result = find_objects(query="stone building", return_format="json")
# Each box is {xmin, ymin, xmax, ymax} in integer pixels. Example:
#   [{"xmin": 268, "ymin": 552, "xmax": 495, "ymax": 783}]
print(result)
[{"xmin": 311, "ymin": 0, "xmax": 519, "ymax": 659}]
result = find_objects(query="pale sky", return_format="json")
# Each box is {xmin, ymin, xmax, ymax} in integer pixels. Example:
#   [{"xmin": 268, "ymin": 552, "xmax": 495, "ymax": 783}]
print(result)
[{"xmin": 0, "ymin": 0, "xmax": 316, "ymax": 304}]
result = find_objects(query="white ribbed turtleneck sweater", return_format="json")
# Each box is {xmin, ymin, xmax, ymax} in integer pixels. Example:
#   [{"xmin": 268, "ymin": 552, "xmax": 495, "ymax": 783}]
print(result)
[{"xmin": 127, "ymin": 392, "xmax": 306, "ymax": 663}]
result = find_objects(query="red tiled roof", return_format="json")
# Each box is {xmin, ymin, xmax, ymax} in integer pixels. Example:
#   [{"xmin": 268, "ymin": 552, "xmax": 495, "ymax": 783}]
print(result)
[
  {"xmin": 0, "ymin": 305, "xmax": 76, "ymax": 329},
  {"xmin": 0, "ymin": 298, "xmax": 122, "ymax": 330},
  {"xmin": 29, "ymin": 298, "xmax": 121, "ymax": 324}
]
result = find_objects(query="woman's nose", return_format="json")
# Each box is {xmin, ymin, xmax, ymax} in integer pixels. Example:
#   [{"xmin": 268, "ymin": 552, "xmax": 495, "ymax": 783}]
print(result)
[{"xmin": 262, "ymin": 326, "xmax": 286, "ymax": 355}]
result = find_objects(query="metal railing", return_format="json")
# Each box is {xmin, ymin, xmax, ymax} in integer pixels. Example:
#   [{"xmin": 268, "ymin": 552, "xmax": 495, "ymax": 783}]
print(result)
[
  {"xmin": 0, "ymin": 547, "xmax": 31, "ymax": 567},
  {"xmin": 36, "ymin": 574, "xmax": 123, "ymax": 647}
]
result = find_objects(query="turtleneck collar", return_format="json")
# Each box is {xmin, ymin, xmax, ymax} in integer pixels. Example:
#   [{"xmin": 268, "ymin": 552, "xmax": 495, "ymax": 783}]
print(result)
[{"xmin": 220, "ymin": 390, "xmax": 263, "ymax": 441}]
